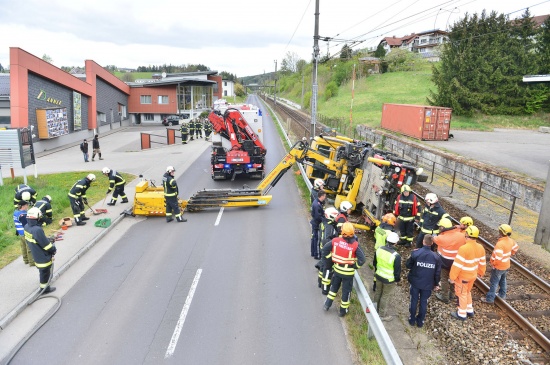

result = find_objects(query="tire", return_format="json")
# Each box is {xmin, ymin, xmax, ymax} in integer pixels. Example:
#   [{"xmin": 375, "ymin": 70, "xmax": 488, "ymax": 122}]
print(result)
[{"xmin": 168, "ymin": 122, "xmax": 173, "ymax": 126}]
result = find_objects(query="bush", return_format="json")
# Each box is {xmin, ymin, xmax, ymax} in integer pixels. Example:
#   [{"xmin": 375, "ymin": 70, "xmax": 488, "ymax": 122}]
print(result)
[{"xmin": 324, "ymin": 81, "xmax": 338, "ymax": 101}]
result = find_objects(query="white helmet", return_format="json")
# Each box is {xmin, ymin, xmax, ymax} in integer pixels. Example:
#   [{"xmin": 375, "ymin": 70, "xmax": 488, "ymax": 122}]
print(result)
[
  {"xmin": 27, "ymin": 207, "xmax": 42, "ymax": 220},
  {"xmin": 21, "ymin": 191, "xmax": 31, "ymax": 201},
  {"xmin": 44, "ymin": 195, "xmax": 52, "ymax": 202},
  {"xmin": 166, "ymin": 166, "xmax": 175, "ymax": 173},
  {"xmin": 102, "ymin": 167, "xmax": 111, "ymax": 174},
  {"xmin": 425, "ymin": 193, "xmax": 438, "ymax": 204},
  {"xmin": 324, "ymin": 207, "xmax": 339, "ymax": 221},
  {"xmin": 314, "ymin": 179, "xmax": 325, "ymax": 189},
  {"xmin": 387, "ymin": 231, "xmax": 400, "ymax": 244},
  {"xmin": 340, "ymin": 201, "xmax": 353, "ymax": 213},
  {"xmin": 87, "ymin": 173, "xmax": 96, "ymax": 182}
]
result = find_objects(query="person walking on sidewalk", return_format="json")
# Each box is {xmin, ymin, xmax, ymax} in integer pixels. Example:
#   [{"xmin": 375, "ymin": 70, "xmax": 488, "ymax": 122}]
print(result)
[
  {"xmin": 373, "ymin": 231, "xmax": 402, "ymax": 321},
  {"xmin": 68, "ymin": 174, "xmax": 95, "ymax": 226},
  {"xmin": 406, "ymin": 235, "xmax": 442, "ymax": 327},
  {"xmin": 80, "ymin": 139, "xmax": 89, "ymax": 162},
  {"xmin": 102, "ymin": 167, "xmax": 128, "ymax": 205},
  {"xmin": 162, "ymin": 166, "xmax": 187, "ymax": 223},
  {"xmin": 24, "ymin": 207, "xmax": 57, "ymax": 294},
  {"xmin": 481, "ymin": 224, "xmax": 519, "ymax": 304},
  {"xmin": 91, "ymin": 134, "xmax": 103, "ymax": 161},
  {"xmin": 13, "ymin": 200, "xmax": 35, "ymax": 266}
]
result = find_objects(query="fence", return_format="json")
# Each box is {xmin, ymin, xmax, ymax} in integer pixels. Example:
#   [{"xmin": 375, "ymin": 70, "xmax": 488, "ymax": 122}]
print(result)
[{"xmin": 140, "ymin": 129, "xmax": 178, "ymax": 150}]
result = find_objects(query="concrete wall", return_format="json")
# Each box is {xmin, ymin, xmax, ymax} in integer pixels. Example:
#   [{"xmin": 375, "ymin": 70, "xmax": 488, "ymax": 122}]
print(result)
[{"xmin": 357, "ymin": 125, "xmax": 544, "ymax": 212}]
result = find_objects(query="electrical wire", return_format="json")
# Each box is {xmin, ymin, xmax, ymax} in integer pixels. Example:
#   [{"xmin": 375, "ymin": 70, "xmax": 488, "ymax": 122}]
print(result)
[{"xmin": 283, "ymin": 0, "xmax": 313, "ymax": 53}]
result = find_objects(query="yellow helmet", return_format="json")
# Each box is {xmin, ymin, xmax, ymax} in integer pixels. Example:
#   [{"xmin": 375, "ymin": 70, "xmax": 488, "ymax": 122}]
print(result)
[
  {"xmin": 466, "ymin": 225, "xmax": 480, "ymax": 238},
  {"xmin": 438, "ymin": 217, "xmax": 453, "ymax": 229},
  {"xmin": 460, "ymin": 216, "xmax": 474, "ymax": 227},
  {"xmin": 499, "ymin": 224, "xmax": 512, "ymax": 236},
  {"xmin": 382, "ymin": 213, "xmax": 397, "ymax": 226},
  {"xmin": 341, "ymin": 222, "xmax": 355, "ymax": 237},
  {"xmin": 401, "ymin": 185, "xmax": 411, "ymax": 193}
]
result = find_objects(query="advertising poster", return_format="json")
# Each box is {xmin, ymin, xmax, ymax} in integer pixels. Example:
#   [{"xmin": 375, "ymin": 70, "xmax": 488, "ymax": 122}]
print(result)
[{"xmin": 73, "ymin": 91, "xmax": 82, "ymax": 130}]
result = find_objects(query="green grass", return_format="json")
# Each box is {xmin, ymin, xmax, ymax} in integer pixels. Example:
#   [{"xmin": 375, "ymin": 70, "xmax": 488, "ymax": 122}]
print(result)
[{"xmin": 1, "ymin": 171, "xmax": 135, "ymax": 268}]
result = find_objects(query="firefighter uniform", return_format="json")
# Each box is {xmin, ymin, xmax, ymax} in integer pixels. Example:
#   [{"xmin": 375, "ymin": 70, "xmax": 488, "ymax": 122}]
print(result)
[
  {"xmin": 433, "ymin": 226, "xmax": 466, "ymax": 303},
  {"xmin": 406, "ymin": 240, "xmax": 442, "ymax": 327},
  {"xmin": 416, "ymin": 202, "xmax": 448, "ymax": 248},
  {"xmin": 180, "ymin": 123, "xmax": 189, "ymax": 144},
  {"xmin": 106, "ymin": 170, "xmax": 128, "ymax": 205},
  {"xmin": 25, "ymin": 214, "xmax": 56, "ymax": 292},
  {"xmin": 13, "ymin": 202, "xmax": 35, "ymax": 266},
  {"xmin": 195, "ymin": 119, "xmax": 203, "ymax": 139},
  {"xmin": 34, "ymin": 196, "xmax": 53, "ymax": 225},
  {"xmin": 68, "ymin": 176, "xmax": 93, "ymax": 225},
  {"xmin": 204, "ymin": 120, "xmax": 213, "ymax": 140},
  {"xmin": 14, "ymin": 184, "xmax": 37, "ymax": 209},
  {"xmin": 310, "ymin": 192, "xmax": 326, "ymax": 259},
  {"xmin": 317, "ymin": 210, "xmax": 339, "ymax": 294},
  {"xmin": 449, "ymin": 228, "xmax": 486, "ymax": 320},
  {"xmin": 394, "ymin": 188, "xmax": 421, "ymax": 246},
  {"xmin": 373, "ymin": 237, "xmax": 402, "ymax": 321},
  {"xmin": 162, "ymin": 168, "xmax": 186, "ymax": 223},
  {"xmin": 322, "ymin": 224, "xmax": 366, "ymax": 317},
  {"xmin": 188, "ymin": 120, "xmax": 195, "ymax": 140}
]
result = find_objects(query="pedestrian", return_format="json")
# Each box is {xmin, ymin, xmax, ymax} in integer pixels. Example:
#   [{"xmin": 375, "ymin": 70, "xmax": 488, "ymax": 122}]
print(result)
[
  {"xmin": 80, "ymin": 139, "xmax": 89, "ymax": 162},
  {"xmin": 204, "ymin": 119, "xmax": 213, "ymax": 140},
  {"xmin": 14, "ymin": 184, "xmax": 37, "ymax": 209},
  {"xmin": 162, "ymin": 166, "xmax": 187, "ymax": 223},
  {"xmin": 481, "ymin": 224, "xmax": 519, "ymax": 304},
  {"xmin": 317, "ymin": 206, "xmax": 339, "ymax": 294},
  {"xmin": 395, "ymin": 185, "xmax": 421, "ymax": 247},
  {"xmin": 102, "ymin": 167, "xmax": 128, "ymax": 205},
  {"xmin": 34, "ymin": 195, "xmax": 54, "ymax": 225},
  {"xmin": 310, "ymin": 178, "xmax": 325, "ymax": 204},
  {"xmin": 433, "ymin": 217, "xmax": 467, "ymax": 303},
  {"xmin": 68, "ymin": 174, "xmax": 95, "ymax": 226},
  {"xmin": 180, "ymin": 122, "xmax": 189, "ymax": 144},
  {"xmin": 449, "ymin": 225, "xmax": 486, "ymax": 320},
  {"xmin": 322, "ymin": 222, "xmax": 366, "ymax": 317},
  {"xmin": 13, "ymin": 200, "xmax": 35, "ymax": 266},
  {"xmin": 91, "ymin": 134, "xmax": 103, "ymax": 161},
  {"xmin": 310, "ymin": 190, "xmax": 326, "ymax": 259},
  {"xmin": 374, "ymin": 213, "xmax": 397, "ymax": 250},
  {"xmin": 415, "ymin": 193, "xmax": 448, "ymax": 249},
  {"xmin": 24, "ymin": 207, "xmax": 57, "ymax": 294},
  {"xmin": 188, "ymin": 120, "xmax": 195, "ymax": 141},
  {"xmin": 195, "ymin": 119, "xmax": 203, "ymax": 139},
  {"xmin": 406, "ymin": 235, "xmax": 442, "ymax": 327},
  {"xmin": 373, "ymin": 231, "xmax": 402, "ymax": 321}
]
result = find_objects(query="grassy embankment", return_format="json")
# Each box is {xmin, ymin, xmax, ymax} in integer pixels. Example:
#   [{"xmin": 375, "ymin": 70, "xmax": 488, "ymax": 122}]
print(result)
[{"xmin": 0, "ymin": 171, "xmax": 135, "ymax": 269}]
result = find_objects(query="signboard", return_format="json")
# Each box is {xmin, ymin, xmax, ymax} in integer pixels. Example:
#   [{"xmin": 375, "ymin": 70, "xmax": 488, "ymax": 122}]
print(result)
[
  {"xmin": 36, "ymin": 107, "xmax": 69, "ymax": 139},
  {"xmin": 0, "ymin": 128, "xmax": 35, "ymax": 169},
  {"xmin": 73, "ymin": 91, "xmax": 82, "ymax": 131}
]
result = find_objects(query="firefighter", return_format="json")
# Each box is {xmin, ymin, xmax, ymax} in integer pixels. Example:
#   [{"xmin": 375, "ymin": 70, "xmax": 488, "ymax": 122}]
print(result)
[
  {"xmin": 14, "ymin": 184, "xmax": 37, "ymax": 209},
  {"xmin": 394, "ymin": 185, "xmax": 421, "ymax": 247},
  {"xmin": 188, "ymin": 119, "xmax": 195, "ymax": 140},
  {"xmin": 34, "ymin": 195, "xmax": 54, "ymax": 225},
  {"xmin": 180, "ymin": 122, "xmax": 189, "ymax": 144},
  {"xmin": 415, "ymin": 193, "xmax": 448, "ymax": 249},
  {"xmin": 481, "ymin": 224, "xmax": 518, "ymax": 304},
  {"xmin": 373, "ymin": 231, "xmax": 402, "ymax": 321},
  {"xmin": 310, "ymin": 178, "xmax": 325, "ymax": 203},
  {"xmin": 406, "ymin": 234, "xmax": 442, "ymax": 327},
  {"xmin": 322, "ymin": 222, "xmax": 366, "ymax": 317},
  {"xmin": 433, "ymin": 217, "xmax": 467, "ymax": 303},
  {"xmin": 449, "ymin": 225, "xmax": 486, "ymax": 320},
  {"xmin": 374, "ymin": 213, "xmax": 396, "ymax": 250},
  {"xmin": 68, "ymin": 174, "xmax": 95, "ymax": 226},
  {"xmin": 102, "ymin": 167, "xmax": 128, "ymax": 206},
  {"xmin": 317, "ymin": 206, "xmax": 339, "ymax": 294},
  {"xmin": 310, "ymin": 190, "xmax": 326, "ymax": 259},
  {"xmin": 195, "ymin": 118, "xmax": 203, "ymax": 139},
  {"xmin": 335, "ymin": 200, "xmax": 352, "ymax": 234},
  {"xmin": 24, "ymin": 207, "xmax": 57, "ymax": 294},
  {"xmin": 204, "ymin": 119, "xmax": 213, "ymax": 140},
  {"xmin": 162, "ymin": 166, "xmax": 186, "ymax": 223},
  {"xmin": 13, "ymin": 200, "xmax": 35, "ymax": 266}
]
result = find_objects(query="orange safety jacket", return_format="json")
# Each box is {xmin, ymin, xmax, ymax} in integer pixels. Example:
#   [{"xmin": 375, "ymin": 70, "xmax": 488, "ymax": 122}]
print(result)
[
  {"xmin": 433, "ymin": 227, "xmax": 466, "ymax": 267},
  {"xmin": 449, "ymin": 238, "xmax": 486, "ymax": 282},
  {"xmin": 491, "ymin": 236, "xmax": 518, "ymax": 270}
]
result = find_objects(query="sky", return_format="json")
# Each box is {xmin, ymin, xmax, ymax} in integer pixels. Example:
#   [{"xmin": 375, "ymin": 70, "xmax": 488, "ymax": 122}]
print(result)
[{"xmin": 0, "ymin": 0, "xmax": 549, "ymax": 78}]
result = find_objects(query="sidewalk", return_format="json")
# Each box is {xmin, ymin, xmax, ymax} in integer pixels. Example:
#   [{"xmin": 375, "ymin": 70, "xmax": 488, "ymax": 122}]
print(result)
[{"xmin": 0, "ymin": 127, "xmax": 211, "ymax": 330}]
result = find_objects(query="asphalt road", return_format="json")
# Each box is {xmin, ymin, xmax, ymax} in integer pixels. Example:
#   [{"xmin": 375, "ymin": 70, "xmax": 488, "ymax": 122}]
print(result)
[{"xmin": 10, "ymin": 96, "xmax": 352, "ymax": 364}]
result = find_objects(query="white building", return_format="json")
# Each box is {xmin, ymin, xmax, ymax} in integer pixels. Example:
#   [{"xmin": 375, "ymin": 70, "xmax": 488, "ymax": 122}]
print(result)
[{"xmin": 222, "ymin": 79, "xmax": 235, "ymax": 97}]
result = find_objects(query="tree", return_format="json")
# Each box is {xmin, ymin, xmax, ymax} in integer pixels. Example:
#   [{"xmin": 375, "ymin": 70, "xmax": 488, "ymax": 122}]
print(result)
[
  {"xmin": 104, "ymin": 65, "xmax": 118, "ymax": 74},
  {"xmin": 374, "ymin": 43, "xmax": 386, "ymax": 58},
  {"xmin": 234, "ymin": 83, "xmax": 246, "ymax": 97},
  {"xmin": 537, "ymin": 15, "xmax": 550, "ymax": 74},
  {"xmin": 0, "ymin": 63, "xmax": 4, "ymax": 73},
  {"xmin": 384, "ymin": 48, "xmax": 424, "ymax": 72},
  {"xmin": 340, "ymin": 44, "xmax": 352, "ymax": 60},
  {"xmin": 281, "ymin": 51, "xmax": 301, "ymax": 73},
  {"xmin": 42, "ymin": 54, "xmax": 53, "ymax": 64},
  {"xmin": 122, "ymin": 73, "xmax": 135, "ymax": 82}
]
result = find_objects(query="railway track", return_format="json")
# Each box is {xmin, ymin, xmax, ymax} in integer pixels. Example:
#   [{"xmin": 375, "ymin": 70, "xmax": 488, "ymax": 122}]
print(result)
[{"xmin": 264, "ymin": 96, "xmax": 324, "ymax": 139}]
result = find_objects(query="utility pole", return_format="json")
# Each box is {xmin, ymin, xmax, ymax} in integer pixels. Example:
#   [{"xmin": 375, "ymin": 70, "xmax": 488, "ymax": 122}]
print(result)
[
  {"xmin": 310, "ymin": 0, "xmax": 320, "ymax": 140},
  {"xmin": 274, "ymin": 60, "xmax": 278, "ymax": 106}
]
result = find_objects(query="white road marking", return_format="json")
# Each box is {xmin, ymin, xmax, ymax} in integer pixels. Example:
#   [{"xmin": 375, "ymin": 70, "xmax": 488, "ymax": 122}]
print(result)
[
  {"xmin": 164, "ymin": 268, "xmax": 203, "ymax": 359},
  {"xmin": 214, "ymin": 207, "xmax": 224, "ymax": 226}
]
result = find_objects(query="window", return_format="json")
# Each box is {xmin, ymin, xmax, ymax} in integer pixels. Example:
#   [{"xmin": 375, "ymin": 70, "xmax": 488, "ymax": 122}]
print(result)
[
  {"xmin": 118, "ymin": 104, "xmax": 127, "ymax": 118},
  {"xmin": 420, "ymin": 39, "xmax": 427, "ymax": 44},
  {"xmin": 224, "ymin": 81, "xmax": 227, "ymax": 86},
  {"xmin": 158, "ymin": 95, "xmax": 169, "ymax": 104},
  {"xmin": 224, "ymin": 90, "xmax": 227, "ymax": 96},
  {"xmin": 140, "ymin": 95, "xmax": 152, "ymax": 104},
  {"xmin": 143, "ymin": 114, "xmax": 154, "ymax": 121}
]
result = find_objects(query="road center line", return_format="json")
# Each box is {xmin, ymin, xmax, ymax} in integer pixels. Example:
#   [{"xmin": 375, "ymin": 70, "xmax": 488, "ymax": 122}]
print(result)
[
  {"xmin": 164, "ymin": 268, "xmax": 203, "ymax": 359},
  {"xmin": 214, "ymin": 207, "xmax": 224, "ymax": 226}
]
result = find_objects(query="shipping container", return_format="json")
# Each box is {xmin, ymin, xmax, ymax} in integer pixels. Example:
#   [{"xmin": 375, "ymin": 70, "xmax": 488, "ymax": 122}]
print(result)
[{"xmin": 381, "ymin": 103, "xmax": 452, "ymax": 141}]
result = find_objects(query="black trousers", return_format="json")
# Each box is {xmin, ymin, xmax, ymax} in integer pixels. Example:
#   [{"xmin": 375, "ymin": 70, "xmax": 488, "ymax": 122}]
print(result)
[
  {"xmin": 112, "ymin": 185, "xmax": 127, "ymax": 201},
  {"xmin": 181, "ymin": 133, "xmax": 188, "ymax": 144},
  {"xmin": 165, "ymin": 196, "xmax": 181, "ymax": 220},
  {"xmin": 398, "ymin": 218, "xmax": 415, "ymax": 243},
  {"xmin": 38, "ymin": 264, "xmax": 52, "ymax": 288},
  {"xmin": 69, "ymin": 197, "xmax": 85, "ymax": 220},
  {"xmin": 325, "ymin": 273, "xmax": 353, "ymax": 312}
]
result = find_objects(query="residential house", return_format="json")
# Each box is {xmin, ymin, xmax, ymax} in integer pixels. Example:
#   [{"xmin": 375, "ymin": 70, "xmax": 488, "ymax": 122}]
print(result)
[{"xmin": 379, "ymin": 29, "xmax": 449, "ymax": 62}]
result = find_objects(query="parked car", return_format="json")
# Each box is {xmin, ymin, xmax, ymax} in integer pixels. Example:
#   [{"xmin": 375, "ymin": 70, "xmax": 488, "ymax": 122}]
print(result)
[{"xmin": 162, "ymin": 115, "xmax": 181, "ymax": 126}]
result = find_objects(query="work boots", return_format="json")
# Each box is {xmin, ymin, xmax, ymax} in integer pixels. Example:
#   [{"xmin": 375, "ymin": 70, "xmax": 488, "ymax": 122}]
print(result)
[
  {"xmin": 176, "ymin": 216, "xmax": 187, "ymax": 222},
  {"xmin": 41, "ymin": 286, "xmax": 56, "ymax": 295},
  {"xmin": 76, "ymin": 218, "xmax": 86, "ymax": 226},
  {"xmin": 121, "ymin": 198, "xmax": 129, "ymax": 204},
  {"xmin": 107, "ymin": 200, "xmax": 116, "ymax": 206}
]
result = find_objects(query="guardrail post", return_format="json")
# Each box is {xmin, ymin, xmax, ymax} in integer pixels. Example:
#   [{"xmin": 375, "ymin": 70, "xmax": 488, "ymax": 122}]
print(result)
[
  {"xmin": 474, "ymin": 182, "xmax": 483, "ymax": 208},
  {"xmin": 450, "ymin": 170, "xmax": 457, "ymax": 195},
  {"xmin": 430, "ymin": 161, "xmax": 436, "ymax": 184}
]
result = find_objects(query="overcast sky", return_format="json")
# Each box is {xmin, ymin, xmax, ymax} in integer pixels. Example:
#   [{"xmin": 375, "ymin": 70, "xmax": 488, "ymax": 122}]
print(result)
[{"xmin": 1, "ymin": 0, "xmax": 549, "ymax": 77}]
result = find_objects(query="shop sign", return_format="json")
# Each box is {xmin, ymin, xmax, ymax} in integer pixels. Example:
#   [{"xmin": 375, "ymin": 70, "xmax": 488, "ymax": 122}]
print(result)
[{"xmin": 37, "ymin": 89, "xmax": 62, "ymax": 105}]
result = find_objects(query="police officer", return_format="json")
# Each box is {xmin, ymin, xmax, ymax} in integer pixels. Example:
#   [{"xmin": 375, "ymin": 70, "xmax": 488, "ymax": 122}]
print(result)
[
  {"xmin": 373, "ymin": 231, "xmax": 402, "ymax": 321},
  {"xmin": 24, "ymin": 207, "xmax": 57, "ymax": 294},
  {"xmin": 102, "ymin": 167, "xmax": 128, "ymax": 206},
  {"xmin": 188, "ymin": 120, "xmax": 195, "ymax": 141},
  {"xmin": 180, "ymin": 122, "xmax": 189, "ymax": 144},
  {"xmin": 34, "ymin": 195, "xmax": 54, "ymax": 225},
  {"xmin": 416, "ymin": 193, "xmax": 448, "ymax": 249},
  {"xmin": 14, "ymin": 184, "xmax": 37, "ymax": 209},
  {"xmin": 322, "ymin": 222, "xmax": 366, "ymax": 317},
  {"xmin": 395, "ymin": 185, "xmax": 421, "ymax": 247},
  {"xmin": 204, "ymin": 119, "xmax": 213, "ymax": 140},
  {"xmin": 68, "ymin": 174, "xmax": 95, "ymax": 226},
  {"xmin": 406, "ymin": 234, "xmax": 442, "ymax": 327},
  {"xmin": 310, "ymin": 190, "xmax": 326, "ymax": 259},
  {"xmin": 163, "ymin": 166, "xmax": 186, "ymax": 223}
]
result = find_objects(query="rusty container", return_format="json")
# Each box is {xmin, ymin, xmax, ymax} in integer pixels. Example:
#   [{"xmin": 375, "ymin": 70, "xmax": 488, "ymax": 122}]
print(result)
[{"xmin": 381, "ymin": 103, "xmax": 452, "ymax": 141}]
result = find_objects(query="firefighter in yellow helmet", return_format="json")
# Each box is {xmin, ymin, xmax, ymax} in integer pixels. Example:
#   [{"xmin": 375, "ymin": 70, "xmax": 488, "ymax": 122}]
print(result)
[
  {"xmin": 322, "ymin": 222, "xmax": 365, "ymax": 317},
  {"xmin": 394, "ymin": 185, "xmax": 421, "ymax": 247}
]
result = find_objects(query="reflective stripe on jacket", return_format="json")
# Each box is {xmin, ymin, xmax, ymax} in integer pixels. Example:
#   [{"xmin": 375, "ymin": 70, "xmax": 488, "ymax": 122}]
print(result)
[
  {"xmin": 374, "ymin": 246, "xmax": 401, "ymax": 283},
  {"xmin": 108, "ymin": 170, "xmax": 126, "ymax": 191},
  {"xmin": 163, "ymin": 172, "xmax": 178, "ymax": 197},
  {"xmin": 68, "ymin": 178, "xmax": 90, "ymax": 199},
  {"xmin": 394, "ymin": 193, "xmax": 420, "ymax": 220},
  {"xmin": 330, "ymin": 236, "xmax": 365, "ymax": 276},
  {"xmin": 24, "ymin": 219, "xmax": 56, "ymax": 266},
  {"xmin": 433, "ymin": 227, "xmax": 466, "ymax": 268},
  {"xmin": 419, "ymin": 203, "xmax": 447, "ymax": 232},
  {"xmin": 491, "ymin": 236, "xmax": 518, "ymax": 270},
  {"xmin": 449, "ymin": 238, "xmax": 486, "ymax": 282}
]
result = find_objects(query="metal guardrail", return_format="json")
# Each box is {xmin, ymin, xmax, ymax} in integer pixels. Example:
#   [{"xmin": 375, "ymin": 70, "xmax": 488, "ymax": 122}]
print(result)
[{"xmin": 261, "ymin": 97, "xmax": 403, "ymax": 365}]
